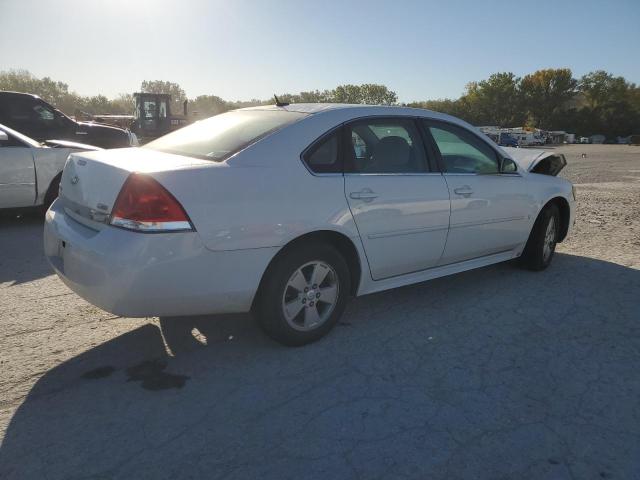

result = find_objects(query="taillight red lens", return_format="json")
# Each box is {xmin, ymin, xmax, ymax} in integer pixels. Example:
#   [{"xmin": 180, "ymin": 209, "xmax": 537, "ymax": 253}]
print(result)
[{"xmin": 110, "ymin": 174, "xmax": 193, "ymax": 232}]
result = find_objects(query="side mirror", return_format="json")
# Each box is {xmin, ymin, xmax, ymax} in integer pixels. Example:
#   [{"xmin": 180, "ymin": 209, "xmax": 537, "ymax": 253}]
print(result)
[
  {"xmin": 0, "ymin": 130, "xmax": 8, "ymax": 142},
  {"xmin": 501, "ymin": 157, "xmax": 518, "ymax": 173}
]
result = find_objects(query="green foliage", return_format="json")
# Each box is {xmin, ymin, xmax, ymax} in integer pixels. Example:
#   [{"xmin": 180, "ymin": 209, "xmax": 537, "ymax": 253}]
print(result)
[
  {"xmin": 410, "ymin": 68, "xmax": 639, "ymax": 137},
  {"xmin": 464, "ymin": 73, "xmax": 525, "ymax": 126},
  {"xmin": 0, "ymin": 69, "xmax": 133, "ymax": 116},
  {"xmin": 189, "ymin": 94, "xmax": 231, "ymax": 118},
  {"xmin": 333, "ymin": 84, "xmax": 397, "ymax": 105},
  {"xmin": 519, "ymin": 68, "xmax": 578, "ymax": 129},
  {"xmin": 1, "ymin": 69, "xmax": 638, "ymax": 138}
]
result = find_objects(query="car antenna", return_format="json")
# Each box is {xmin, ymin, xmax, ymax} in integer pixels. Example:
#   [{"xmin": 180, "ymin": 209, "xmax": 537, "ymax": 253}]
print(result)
[{"xmin": 274, "ymin": 95, "xmax": 289, "ymax": 107}]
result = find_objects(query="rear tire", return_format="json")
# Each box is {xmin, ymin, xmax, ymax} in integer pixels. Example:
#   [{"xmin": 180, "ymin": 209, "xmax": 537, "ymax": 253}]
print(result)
[
  {"xmin": 519, "ymin": 203, "xmax": 560, "ymax": 271},
  {"xmin": 255, "ymin": 243, "xmax": 351, "ymax": 346}
]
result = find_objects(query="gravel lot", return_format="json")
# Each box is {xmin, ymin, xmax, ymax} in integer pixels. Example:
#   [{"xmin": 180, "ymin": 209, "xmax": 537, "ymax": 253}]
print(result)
[{"xmin": 1, "ymin": 144, "xmax": 639, "ymax": 479}]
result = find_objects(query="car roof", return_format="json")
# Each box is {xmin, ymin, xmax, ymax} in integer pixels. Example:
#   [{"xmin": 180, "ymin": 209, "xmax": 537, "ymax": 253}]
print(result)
[
  {"xmin": 239, "ymin": 102, "xmax": 475, "ymax": 127},
  {"xmin": 242, "ymin": 102, "xmax": 428, "ymax": 115}
]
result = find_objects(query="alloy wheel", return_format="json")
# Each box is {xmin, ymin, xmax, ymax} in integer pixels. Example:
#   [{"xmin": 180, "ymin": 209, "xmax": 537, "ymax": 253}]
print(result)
[
  {"xmin": 281, "ymin": 261, "xmax": 339, "ymax": 331},
  {"xmin": 543, "ymin": 216, "xmax": 557, "ymax": 262}
]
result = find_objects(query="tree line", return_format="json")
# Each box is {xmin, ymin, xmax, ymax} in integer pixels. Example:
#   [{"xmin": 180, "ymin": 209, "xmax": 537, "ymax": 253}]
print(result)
[
  {"xmin": 2, "ymin": 68, "xmax": 638, "ymax": 138},
  {"xmin": 408, "ymin": 69, "xmax": 640, "ymax": 139}
]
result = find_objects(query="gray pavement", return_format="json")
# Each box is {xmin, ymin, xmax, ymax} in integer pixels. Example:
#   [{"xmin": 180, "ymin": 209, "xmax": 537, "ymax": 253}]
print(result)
[{"xmin": 1, "ymin": 145, "xmax": 639, "ymax": 479}]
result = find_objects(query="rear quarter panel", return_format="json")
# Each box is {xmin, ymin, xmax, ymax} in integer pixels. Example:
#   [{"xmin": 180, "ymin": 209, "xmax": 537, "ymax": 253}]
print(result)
[{"xmin": 152, "ymin": 114, "xmax": 362, "ymax": 252}]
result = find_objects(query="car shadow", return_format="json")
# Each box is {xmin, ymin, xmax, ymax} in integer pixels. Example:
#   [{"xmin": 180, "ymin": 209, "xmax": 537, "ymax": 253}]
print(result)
[
  {"xmin": 1, "ymin": 253, "xmax": 639, "ymax": 479},
  {"xmin": 0, "ymin": 210, "xmax": 53, "ymax": 285}
]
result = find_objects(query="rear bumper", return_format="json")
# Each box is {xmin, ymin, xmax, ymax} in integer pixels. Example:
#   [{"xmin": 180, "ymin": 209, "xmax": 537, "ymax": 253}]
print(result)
[{"xmin": 44, "ymin": 200, "xmax": 277, "ymax": 317}]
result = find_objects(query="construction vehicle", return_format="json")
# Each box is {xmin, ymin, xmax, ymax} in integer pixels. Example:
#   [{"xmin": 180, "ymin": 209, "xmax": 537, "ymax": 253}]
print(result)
[
  {"xmin": 73, "ymin": 92, "xmax": 191, "ymax": 144},
  {"xmin": 131, "ymin": 93, "xmax": 190, "ymax": 142}
]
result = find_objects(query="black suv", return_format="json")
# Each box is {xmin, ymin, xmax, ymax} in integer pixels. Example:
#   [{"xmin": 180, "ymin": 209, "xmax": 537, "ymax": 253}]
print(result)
[{"xmin": 0, "ymin": 91, "xmax": 135, "ymax": 148}]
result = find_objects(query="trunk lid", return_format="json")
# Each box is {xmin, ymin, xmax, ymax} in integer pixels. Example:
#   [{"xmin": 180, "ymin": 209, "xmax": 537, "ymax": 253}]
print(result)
[
  {"xmin": 58, "ymin": 147, "xmax": 212, "ymax": 226},
  {"xmin": 502, "ymin": 147, "xmax": 567, "ymax": 176}
]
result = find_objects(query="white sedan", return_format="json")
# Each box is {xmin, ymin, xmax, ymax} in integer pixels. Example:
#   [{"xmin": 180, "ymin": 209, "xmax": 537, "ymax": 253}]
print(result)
[
  {"xmin": 44, "ymin": 104, "xmax": 575, "ymax": 345},
  {"xmin": 0, "ymin": 123, "xmax": 102, "ymax": 210}
]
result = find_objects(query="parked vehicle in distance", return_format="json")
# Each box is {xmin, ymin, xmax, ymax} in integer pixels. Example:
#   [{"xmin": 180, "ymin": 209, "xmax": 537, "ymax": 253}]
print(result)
[
  {"xmin": 44, "ymin": 104, "xmax": 575, "ymax": 346},
  {"xmin": 0, "ymin": 123, "xmax": 102, "ymax": 210},
  {"xmin": 482, "ymin": 130, "xmax": 518, "ymax": 148},
  {"xmin": 515, "ymin": 132, "xmax": 545, "ymax": 146},
  {"xmin": 498, "ymin": 132, "xmax": 519, "ymax": 147},
  {"xmin": 0, "ymin": 91, "xmax": 138, "ymax": 149}
]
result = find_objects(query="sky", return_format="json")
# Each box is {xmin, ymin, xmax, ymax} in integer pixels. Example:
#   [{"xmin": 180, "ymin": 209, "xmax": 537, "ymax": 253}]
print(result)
[{"xmin": 1, "ymin": 0, "xmax": 639, "ymax": 103}]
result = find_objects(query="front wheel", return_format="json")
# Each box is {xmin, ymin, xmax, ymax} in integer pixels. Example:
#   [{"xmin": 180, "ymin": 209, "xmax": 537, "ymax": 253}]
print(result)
[
  {"xmin": 519, "ymin": 203, "xmax": 560, "ymax": 271},
  {"xmin": 255, "ymin": 243, "xmax": 351, "ymax": 346}
]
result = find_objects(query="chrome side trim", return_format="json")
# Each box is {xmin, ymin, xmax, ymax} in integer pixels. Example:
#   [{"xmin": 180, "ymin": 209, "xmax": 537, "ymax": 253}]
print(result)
[
  {"xmin": 344, "ymin": 172, "xmax": 444, "ymax": 177},
  {"xmin": 449, "ymin": 215, "xmax": 526, "ymax": 230},
  {"xmin": 443, "ymin": 172, "xmax": 523, "ymax": 177},
  {"xmin": 367, "ymin": 224, "xmax": 449, "ymax": 240}
]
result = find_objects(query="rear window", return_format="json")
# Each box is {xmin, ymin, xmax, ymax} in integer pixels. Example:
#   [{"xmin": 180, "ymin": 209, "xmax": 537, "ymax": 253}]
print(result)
[{"xmin": 144, "ymin": 110, "xmax": 307, "ymax": 161}]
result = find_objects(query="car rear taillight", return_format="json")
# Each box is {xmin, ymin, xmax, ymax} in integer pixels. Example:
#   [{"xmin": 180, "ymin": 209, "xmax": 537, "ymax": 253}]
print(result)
[{"xmin": 110, "ymin": 174, "xmax": 194, "ymax": 232}]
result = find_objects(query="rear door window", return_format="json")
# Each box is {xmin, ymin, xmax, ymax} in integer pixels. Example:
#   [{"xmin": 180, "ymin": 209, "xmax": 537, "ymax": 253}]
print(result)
[{"xmin": 344, "ymin": 118, "xmax": 429, "ymax": 174}]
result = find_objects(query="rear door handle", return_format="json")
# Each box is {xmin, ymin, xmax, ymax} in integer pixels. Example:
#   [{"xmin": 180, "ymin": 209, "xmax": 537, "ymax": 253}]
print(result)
[
  {"xmin": 349, "ymin": 189, "xmax": 378, "ymax": 201},
  {"xmin": 454, "ymin": 186, "xmax": 473, "ymax": 197}
]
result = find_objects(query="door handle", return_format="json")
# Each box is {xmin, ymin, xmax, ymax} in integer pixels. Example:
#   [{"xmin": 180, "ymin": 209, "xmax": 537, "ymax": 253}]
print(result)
[
  {"xmin": 454, "ymin": 186, "xmax": 473, "ymax": 197},
  {"xmin": 349, "ymin": 189, "xmax": 378, "ymax": 201}
]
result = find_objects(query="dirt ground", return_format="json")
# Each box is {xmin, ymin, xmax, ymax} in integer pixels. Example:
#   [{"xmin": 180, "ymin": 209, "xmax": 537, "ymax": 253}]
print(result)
[{"xmin": 0, "ymin": 144, "xmax": 639, "ymax": 479}]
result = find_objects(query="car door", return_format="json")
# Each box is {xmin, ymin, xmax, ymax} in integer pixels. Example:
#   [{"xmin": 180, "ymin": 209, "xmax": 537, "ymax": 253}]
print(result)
[
  {"xmin": 343, "ymin": 117, "xmax": 451, "ymax": 280},
  {"xmin": 422, "ymin": 120, "xmax": 533, "ymax": 265},
  {"xmin": 0, "ymin": 129, "xmax": 36, "ymax": 207}
]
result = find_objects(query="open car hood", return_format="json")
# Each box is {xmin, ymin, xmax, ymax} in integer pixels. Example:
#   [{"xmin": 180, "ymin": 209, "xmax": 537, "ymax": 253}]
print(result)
[{"xmin": 502, "ymin": 147, "xmax": 567, "ymax": 176}]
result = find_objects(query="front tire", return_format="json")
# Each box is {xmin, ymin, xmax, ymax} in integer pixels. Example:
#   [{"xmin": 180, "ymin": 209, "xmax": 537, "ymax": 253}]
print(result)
[
  {"xmin": 255, "ymin": 243, "xmax": 351, "ymax": 346},
  {"xmin": 520, "ymin": 203, "xmax": 560, "ymax": 271}
]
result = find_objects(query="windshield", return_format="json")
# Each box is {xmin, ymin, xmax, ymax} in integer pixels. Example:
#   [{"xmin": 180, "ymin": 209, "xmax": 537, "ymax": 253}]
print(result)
[{"xmin": 144, "ymin": 110, "xmax": 307, "ymax": 161}]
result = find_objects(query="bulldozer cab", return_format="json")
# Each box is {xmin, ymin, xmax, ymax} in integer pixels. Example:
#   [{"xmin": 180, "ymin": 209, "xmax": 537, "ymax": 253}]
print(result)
[{"xmin": 133, "ymin": 93, "xmax": 171, "ymax": 139}]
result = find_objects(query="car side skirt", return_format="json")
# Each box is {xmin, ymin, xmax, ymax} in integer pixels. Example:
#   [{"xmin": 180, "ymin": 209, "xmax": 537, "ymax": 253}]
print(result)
[{"xmin": 356, "ymin": 249, "xmax": 520, "ymax": 297}]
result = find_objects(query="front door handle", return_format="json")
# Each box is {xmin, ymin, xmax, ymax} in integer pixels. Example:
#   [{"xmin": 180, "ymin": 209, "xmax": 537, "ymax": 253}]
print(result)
[
  {"xmin": 454, "ymin": 186, "xmax": 474, "ymax": 197},
  {"xmin": 349, "ymin": 189, "xmax": 378, "ymax": 202}
]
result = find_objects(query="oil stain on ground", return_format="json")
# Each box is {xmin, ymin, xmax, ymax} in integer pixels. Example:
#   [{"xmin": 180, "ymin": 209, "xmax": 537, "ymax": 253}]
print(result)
[{"xmin": 126, "ymin": 359, "xmax": 189, "ymax": 391}]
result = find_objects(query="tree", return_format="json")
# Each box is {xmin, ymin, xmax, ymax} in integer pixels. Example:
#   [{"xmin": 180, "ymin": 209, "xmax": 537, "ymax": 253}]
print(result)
[
  {"xmin": 189, "ymin": 94, "xmax": 230, "ymax": 118},
  {"xmin": 0, "ymin": 69, "xmax": 73, "ymax": 111},
  {"xmin": 0, "ymin": 70, "xmax": 135, "ymax": 115},
  {"xmin": 332, "ymin": 84, "xmax": 397, "ymax": 105},
  {"xmin": 111, "ymin": 93, "xmax": 135, "ymax": 114},
  {"xmin": 278, "ymin": 89, "xmax": 334, "ymax": 104},
  {"xmin": 358, "ymin": 84, "xmax": 398, "ymax": 105},
  {"xmin": 575, "ymin": 71, "xmax": 640, "ymax": 137},
  {"xmin": 462, "ymin": 72, "xmax": 525, "ymax": 126},
  {"xmin": 3, "ymin": 69, "xmax": 638, "ymax": 138},
  {"xmin": 580, "ymin": 70, "xmax": 630, "ymax": 109},
  {"xmin": 407, "ymin": 98, "xmax": 468, "ymax": 120},
  {"xmin": 520, "ymin": 68, "xmax": 578, "ymax": 129}
]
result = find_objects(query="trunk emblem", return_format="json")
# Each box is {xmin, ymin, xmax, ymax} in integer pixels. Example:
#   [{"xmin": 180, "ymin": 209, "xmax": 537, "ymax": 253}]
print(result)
[{"xmin": 71, "ymin": 175, "xmax": 79, "ymax": 185}]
